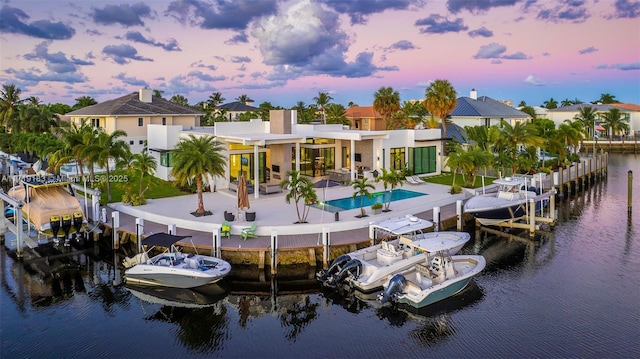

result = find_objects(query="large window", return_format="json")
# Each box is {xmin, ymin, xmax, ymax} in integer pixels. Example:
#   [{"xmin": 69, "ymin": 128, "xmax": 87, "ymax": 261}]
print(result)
[
  {"xmin": 390, "ymin": 147, "xmax": 405, "ymax": 171},
  {"xmin": 341, "ymin": 146, "xmax": 350, "ymax": 169},
  {"xmin": 408, "ymin": 146, "xmax": 437, "ymax": 175},
  {"xmin": 160, "ymin": 152, "xmax": 175, "ymax": 167},
  {"xmin": 229, "ymin": 153, "xmax": 267, "ymax": 184},
  {"xmin": 298, "ymin": 147, "xmax": 335, "ymax": 177},
  {"xmin": 91, "ymin": 118, "xmax": 100, "ymax": 127}
]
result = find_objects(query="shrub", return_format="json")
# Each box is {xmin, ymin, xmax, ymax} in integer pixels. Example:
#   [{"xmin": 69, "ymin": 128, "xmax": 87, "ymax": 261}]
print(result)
[
  {"xmin": 371, "ymin": 202, "xmax": 383, "ymax": 210},
  {"xmin": 450, "ymin": 184, "xmax": 462, "ymax": 194}
]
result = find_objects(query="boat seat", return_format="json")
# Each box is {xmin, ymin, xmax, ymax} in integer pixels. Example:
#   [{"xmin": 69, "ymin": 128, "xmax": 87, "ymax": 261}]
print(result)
[
  {"xmin": 498, "ymin": 191, "xmax": 515, "ymax": 201},
  {"xmin": 186, "ymin": 257, "xmax": 200, "ymax": 269},
  {"xmin": 415, "ymin": 263, "xmax": 433, "ymax": 287}
]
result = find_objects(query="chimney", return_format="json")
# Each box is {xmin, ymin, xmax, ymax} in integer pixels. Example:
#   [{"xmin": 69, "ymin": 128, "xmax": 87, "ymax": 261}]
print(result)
[
  {"xmin": 139, "ymin": 88, "xmax": 152, "ymax": 103},
  {"xmin": 470, "ymin": 88, "xmax": 477, "ymax": 100}
]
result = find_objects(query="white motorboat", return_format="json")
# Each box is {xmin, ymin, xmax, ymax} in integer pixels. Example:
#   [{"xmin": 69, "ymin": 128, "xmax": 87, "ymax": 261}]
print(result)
[
  {"xmin": 316, "ymin": 215, "xmax": 471, "ymax": 293},
  {"xmin": 124, "ymin": 233, "xmax": 232, "ymax": 289},
  {"xmin": 463, "ymin": 176, "xmax": 539, "ymax": 225},
  {"xmin": 378, "ymin": 250, "xmax": 485, "ymax": 308}
]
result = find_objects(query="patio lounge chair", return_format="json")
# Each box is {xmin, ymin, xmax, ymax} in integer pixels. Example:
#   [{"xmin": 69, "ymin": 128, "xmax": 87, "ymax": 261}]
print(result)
[
  {"xmin": 411, "ymin": 175, "xmax": 426, "ymax": 184},
  {"xmin": 405, "ymin": 176, "xmax": 419, "ymax": 185},
  {"xmin": 221, "ymin": 220, "xmax": 231, "ymax": 238},
  {"xmin": 241, "ymin": 222, "xmax": 257, "ymax": 240}
]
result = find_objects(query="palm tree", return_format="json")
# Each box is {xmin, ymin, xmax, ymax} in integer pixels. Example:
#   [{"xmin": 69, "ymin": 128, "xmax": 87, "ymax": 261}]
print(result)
[
  {"xmin": 375, "ymin": 168, "xmax": 403, "ymax": 211},
  {"xmin": 236, "ymin": 94, "xmax": 251, "ymax": 104},
  {"xmin": 573, "ymin": 106, "xmax": 599, "ymax": 140},
  {"xmin": 129, "ymin": 147, "xmax": 157, "ymax": 198},
  {"xmin": 599, "ymin": 108, "xmax": 630, "ymax": 143},
  {"xmin": 373, "ymin": 87, "xmax": 401, "ymax": 130},
  {"xmin": 351, "ymin": 177, "xmax": 375, "ymax": 217},
  {"xmin": 172, "ymin": 135, "xmax": 226, "ymax": 215},
  {"xmin": 280, "ymin": 170, "xmax": 317, "ymax": 223},
  {"xmin": 258, "ymin": 101, "xmax": 276, "ymax": 121},
  {"xmin": 556, "ymin": 120, "xmax": 583, "ymax": 155},
  {"xmin": 561, "ymin": 99, "xmax": 573, "ymax": 107},
  {"xmin": 401, "ymin": 100, "xmax": 428, "ymax": 128},
  {"xmin": 85, "ymin": 129, "xmax": 130, "ymax": 202},
  {"xmin": 0, "ymin": 83, "xmax": 23, "ymax": 132},
  {"xmin": 496, "ymin": 120, "xmax": 544, "ymax": 175},
  {"xmin": 292, "ymin": 101, "xmax": 314, "ymax": 124},
  {"xmin": 313, "ymin": 91, "xmax": 333, "ymax": 124},
  {"xmin": 594, "ymin": 93, "xmax": 618, "ymax": 104},
  {"xmin": 25, "ymin": 96, "xmax": 41, "ymax": 107},
  {"xmin": 207, "ymin": 92, "xmax": 225, "ymax": 108},
  {"xmin": 153, "ymin": 89, "xmax": 164, "ymax": 98},
  {"xmin": 72, "ymin": 96, "xmax": 97, "ymax": 111},
  {"xmin": 424, "ymin": 80, "xmax": 457, "ymax": 139},
  {"xmin": 542, "ymin": 98, "xmax": 558, "ymax": 109},
  {"xmin": 49, "ymin": 119, "xmax": 96, "ymax": 176},
  {"xmin": 170, "ymin": 94, "xmax": 189, "ymax": 106},
  {"xmin": 324, "ymin": 103, "xmax": 348, "ymax": 125}
]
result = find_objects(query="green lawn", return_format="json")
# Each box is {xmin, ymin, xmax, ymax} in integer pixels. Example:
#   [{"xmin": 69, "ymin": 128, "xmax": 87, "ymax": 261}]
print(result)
[
  {"xmin": 417, "ymin": 172, "xmax": 496, "ymax": 188},
  {"xmin": 74, "ymin": 172, "xmax": 188, "ymax": 204}
]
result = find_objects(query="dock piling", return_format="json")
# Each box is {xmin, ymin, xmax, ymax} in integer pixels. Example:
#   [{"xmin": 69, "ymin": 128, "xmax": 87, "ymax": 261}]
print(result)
[
  {"xmin": 629, "ymin": 170, "xmax": 633, "ymax": 216},
  {"xmin": 456, "ymin": 200, "xmax": 463, "ymax": 231},
  {"xmin": 322, "ymin": 226, "xmax": 330, "ymax": 269},
  {"xmin": 270, "ymin": 230, "xmax": 278, "ymax": 275}
]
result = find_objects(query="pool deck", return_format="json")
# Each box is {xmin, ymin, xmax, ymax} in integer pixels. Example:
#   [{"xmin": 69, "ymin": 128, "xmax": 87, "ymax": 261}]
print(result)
[{"xmin": 108, "ymin": 180, "xmax": 470, "ymax": 252}]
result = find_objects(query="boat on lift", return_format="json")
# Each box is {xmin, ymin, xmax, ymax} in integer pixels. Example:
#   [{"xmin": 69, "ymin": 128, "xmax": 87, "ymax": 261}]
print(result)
[{"xmin": 463, "ymin": 176, "xmax": 539, "ymax": 225}]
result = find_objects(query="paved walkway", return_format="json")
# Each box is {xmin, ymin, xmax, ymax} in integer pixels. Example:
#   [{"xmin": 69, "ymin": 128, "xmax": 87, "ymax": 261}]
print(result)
[{"xmin": 106, "ymin": 180, "xmax": 470, "ymax": 251}]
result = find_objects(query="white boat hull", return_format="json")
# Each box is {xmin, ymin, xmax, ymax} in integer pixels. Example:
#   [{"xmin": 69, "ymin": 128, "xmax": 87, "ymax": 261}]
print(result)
[
  {"xmin": 125, "ymin": 253, "xmax": 231, "ymax": 289},
  {"xmin": 381, "ymin": 254, "xmax": 486, "ymax": 308},
  {"xmin": 323, "ymin": 231, "xmax": 471, "ymax": 293}
]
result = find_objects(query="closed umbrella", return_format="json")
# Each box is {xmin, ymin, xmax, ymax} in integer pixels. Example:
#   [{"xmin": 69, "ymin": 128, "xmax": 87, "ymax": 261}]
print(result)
[{"xmin": 237, "ymin": 175, "xmax": 251, "ymax": 212}]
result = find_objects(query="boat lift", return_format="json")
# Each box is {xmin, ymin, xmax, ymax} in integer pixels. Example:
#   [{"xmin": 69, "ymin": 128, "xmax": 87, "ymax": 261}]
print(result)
[{"xmin": 473, "ymin": 174, "xmax": 557, "ymax": 238}]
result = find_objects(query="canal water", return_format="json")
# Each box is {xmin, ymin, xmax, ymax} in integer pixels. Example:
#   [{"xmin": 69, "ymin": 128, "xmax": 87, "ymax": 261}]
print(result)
[{"xmin": 2, "ymin": 154, "xmax": 639, "ymax": 358}]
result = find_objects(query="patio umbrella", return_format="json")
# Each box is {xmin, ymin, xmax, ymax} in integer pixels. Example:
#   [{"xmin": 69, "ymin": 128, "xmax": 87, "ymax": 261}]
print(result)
[
  {"xmin": 237, "ymin": 175, "xmax": 251, "ymax": 212},
  {"xmin": 313, "ymin": 179, "xmax": 340, "ymax": 203}
]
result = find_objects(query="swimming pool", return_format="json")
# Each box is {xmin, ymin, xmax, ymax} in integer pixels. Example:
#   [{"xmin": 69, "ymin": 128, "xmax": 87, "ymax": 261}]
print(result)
[{"xmin": 322, "ymin": 189, "xmax": 427, "ymax": 211}]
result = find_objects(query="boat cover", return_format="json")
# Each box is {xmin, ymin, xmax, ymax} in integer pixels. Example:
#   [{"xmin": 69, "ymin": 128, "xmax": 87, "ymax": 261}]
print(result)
[
  {"xmin": 143, "ymin": 233, "xmax": 192, "ymax": 247},
  {"xmin": 8, "ymin": 185, "xmax": 84, "ymax": 231}
]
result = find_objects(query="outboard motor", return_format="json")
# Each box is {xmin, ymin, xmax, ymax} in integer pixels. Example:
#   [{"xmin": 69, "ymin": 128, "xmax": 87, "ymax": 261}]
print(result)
[
  {"xmin": 330, "ymin": 259, "xmax": 363, "ymax": 288},
  {"xmin": 61, "ymin": 214, "xmax": 72, "ymax": 245},
  {"xmin": 50, "ymin": 215, "xmax": 61, "ymax": 245},
  {"xmin": 73, "ymin": 212, "xmax": 83, "ymax": 240},
  {"xmin": 316, "ymin": 254, "xmax": 351, "ymax": 283},
  {"xmin": 378, "ymin": 273, "xmax": 407, "ymax": 304}
]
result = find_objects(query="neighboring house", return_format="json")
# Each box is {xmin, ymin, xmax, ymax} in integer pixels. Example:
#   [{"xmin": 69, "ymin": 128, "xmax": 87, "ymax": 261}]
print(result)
[
  {"xmin": 547, "ymin": 103, "xmax": 640, "ymax": 136},
  {"xmin": 345, "ymin": 106, "xmax": 385, "ymax": 131},
  {"xmin": 216, "ymin": 100, "xmax": 259, "ymax": 121},
  {"xmin": 517, "ymin": 105, "xmax": 548, "ymax": 119},
  {"xmin": 147, "ymin": 110, "xmax": 443, "ymax": 198},
  {"xmin": 449, "ymin": 89, "xmax": 531, "ymax": 128},
  {"xmin": 66, "ymin": 89, "xmax": 202, "ymax": 154}
]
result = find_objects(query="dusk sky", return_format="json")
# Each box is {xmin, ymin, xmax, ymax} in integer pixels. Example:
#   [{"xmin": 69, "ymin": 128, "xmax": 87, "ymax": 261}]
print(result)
[{"xmin": 1, "ymin": 0, "xmax": 639, "ymax": 109}]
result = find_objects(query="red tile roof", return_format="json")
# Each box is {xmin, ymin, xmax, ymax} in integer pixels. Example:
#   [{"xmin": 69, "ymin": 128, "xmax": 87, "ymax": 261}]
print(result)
[
  {"xmin": 613, "ymin": 103, "xmax": 640, "ymax": 111},
  {"xmin": 345, "ymin": 106, "xmax": 382, "ymax": 118}
]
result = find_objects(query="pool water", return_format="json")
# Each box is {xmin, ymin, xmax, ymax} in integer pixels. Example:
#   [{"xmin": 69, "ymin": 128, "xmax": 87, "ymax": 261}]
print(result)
[{"xmin": 323, "ymin": 189, "xmax": 426, "ymax": 210}]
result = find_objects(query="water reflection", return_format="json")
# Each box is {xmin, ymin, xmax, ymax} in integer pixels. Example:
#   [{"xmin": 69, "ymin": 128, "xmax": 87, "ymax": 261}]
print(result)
[{"xmin": 126, "ymin": 283, "xmax": 228, "ymax": 308}]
